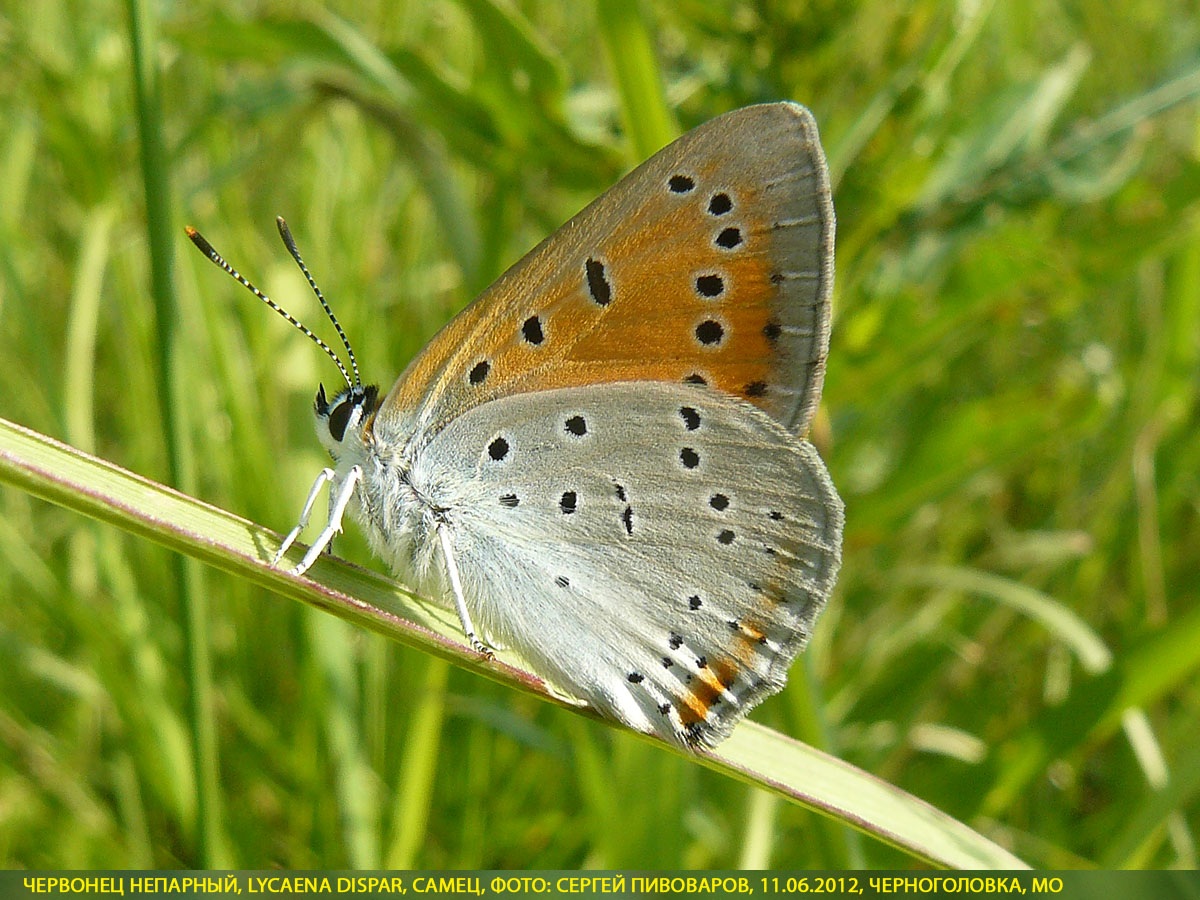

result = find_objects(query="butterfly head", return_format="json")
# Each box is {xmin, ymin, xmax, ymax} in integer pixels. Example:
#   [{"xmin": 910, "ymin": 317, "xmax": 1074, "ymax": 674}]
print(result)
[
  {"xmin": 186, "ymin": 216, "xmax": 376, "ymax": 458},
  {"xmin": 314, "ymin": 382, "xmax": 380, "ymax": 460}
]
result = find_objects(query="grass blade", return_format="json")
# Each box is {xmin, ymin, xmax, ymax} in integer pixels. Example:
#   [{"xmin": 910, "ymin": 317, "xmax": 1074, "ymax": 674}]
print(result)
[
  {"xmin": 125, "ymin": 0, "xmax": 227, "ymax": 866},
  {"xmin": 595, "ymin": 0, "xmax": 676, "ymax": 158}
]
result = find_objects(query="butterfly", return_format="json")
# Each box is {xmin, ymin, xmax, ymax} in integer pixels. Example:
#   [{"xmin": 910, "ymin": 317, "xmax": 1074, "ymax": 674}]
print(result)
[{"xmin": 188, "ymin": 101, "xmax": 843, "ymax": 749}]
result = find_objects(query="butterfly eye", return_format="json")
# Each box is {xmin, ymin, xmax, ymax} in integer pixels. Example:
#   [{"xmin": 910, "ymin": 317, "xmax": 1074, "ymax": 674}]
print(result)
[
  {"xmin": 328, "ymin": 397, "xmax": 354, "ymax": 442},
  {"xmin": 324, "ymin": 385, "xmax": 381, "ymax": 443}
]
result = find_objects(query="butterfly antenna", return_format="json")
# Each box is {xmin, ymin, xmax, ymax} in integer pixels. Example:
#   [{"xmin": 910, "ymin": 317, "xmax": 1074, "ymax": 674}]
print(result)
[
  {"xmin": 275, "ymin": 217, "xmax": 362, "ymax": 390},
  {"xmin": 185, "ymin": 224, "xmax": 355, "ymax": 391}
]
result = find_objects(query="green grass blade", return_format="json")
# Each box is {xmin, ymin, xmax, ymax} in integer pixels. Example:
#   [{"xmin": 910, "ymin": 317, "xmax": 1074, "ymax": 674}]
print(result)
[
  {"xmin": 595, "ymin": 0, "xmax": 676, "ymax": 158},
  {"xmin": 980, "ymin": 602, "xmax": 1200, "ymax": 819},
  {"xmin": 710, "ymin": 724, "xmax": 1026, "ymax": 869},
  {"xmin": 455, "ymin": 0, "xmax": 567, "ymax": 108},
  {"xmin": 895, "ymin": 565, "xmax": 1112, "ymax": 673},
  {"xmin": 310, "ymin": 612, "xmax": 381, "ymax": 867},
  {"xmin": 384, "ymin": 658, "xmax": 450, "ymax": 869},
  {"xmin": 1102, "ymin": 739, "xmax": 1200, "ymax": 868},
  {"xmin": 125, "ymin": 0, "xmax": 227, "ymax": 867}
]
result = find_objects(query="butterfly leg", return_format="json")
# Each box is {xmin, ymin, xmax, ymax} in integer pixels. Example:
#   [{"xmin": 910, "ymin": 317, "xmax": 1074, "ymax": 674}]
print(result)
[
  {"xmin": 271, "ymin": 467, "xmax": 335, "ymax": 566},
  {"xmin": 289, "ymin": 465, "xmax": 362, "ymax": 576},
  {"xmin": 436, "ymin": 523, "xmax": 494, "ymax": 659}
]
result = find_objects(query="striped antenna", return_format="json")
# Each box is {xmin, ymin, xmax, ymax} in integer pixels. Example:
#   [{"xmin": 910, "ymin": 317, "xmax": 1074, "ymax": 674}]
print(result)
[
  {"xmin": 185, "ymin": 224, "xmax": 356, "ymax": 391},
  {"xmin": 275, "ymin": 217, "xmax": 362, "ymax": 390}
]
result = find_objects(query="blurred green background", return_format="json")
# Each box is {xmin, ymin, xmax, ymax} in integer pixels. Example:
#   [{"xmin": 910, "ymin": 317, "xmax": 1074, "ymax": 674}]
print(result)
[{"xmin": 2, "ymin": 0, "xmax": 1199, "ymax": 870}]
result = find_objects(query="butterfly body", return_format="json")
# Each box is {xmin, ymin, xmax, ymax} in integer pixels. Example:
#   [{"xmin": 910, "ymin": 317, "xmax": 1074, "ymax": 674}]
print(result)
[{"xmin": 191, "ymin": 101, "xmax": 843, "ymax": 748}]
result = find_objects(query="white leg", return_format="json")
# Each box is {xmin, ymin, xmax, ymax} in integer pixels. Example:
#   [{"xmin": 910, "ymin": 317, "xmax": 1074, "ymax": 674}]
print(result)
[
  {"xmin": 291, "ymin": 465, "xmax": 362, "ymax": 576},
  {"xmin": 272, "ymin": 468, "xmax": 336, "ymax": 566},
  {"xmin": 437, "ymin": 523, "xmax": 493, "ymax": 658}
]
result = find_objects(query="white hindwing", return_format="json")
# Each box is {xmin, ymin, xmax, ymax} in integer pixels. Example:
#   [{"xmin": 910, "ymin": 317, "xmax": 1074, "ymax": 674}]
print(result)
[{"xmin": 402, "ymin": 381, "xmax": 843, "ymax": 747}]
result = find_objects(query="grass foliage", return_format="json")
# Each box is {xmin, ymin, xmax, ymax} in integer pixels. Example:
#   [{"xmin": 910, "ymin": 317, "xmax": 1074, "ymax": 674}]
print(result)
[{"xmin": 1, "ymin": 0, "xmax": 1198, "ymax": 869}]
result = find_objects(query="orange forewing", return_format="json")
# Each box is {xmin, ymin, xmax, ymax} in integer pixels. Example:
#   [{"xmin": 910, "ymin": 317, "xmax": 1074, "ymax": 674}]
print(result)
[{"xmin": 378, "ymin": 103, "xmax": 834, "ymax": 441}]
